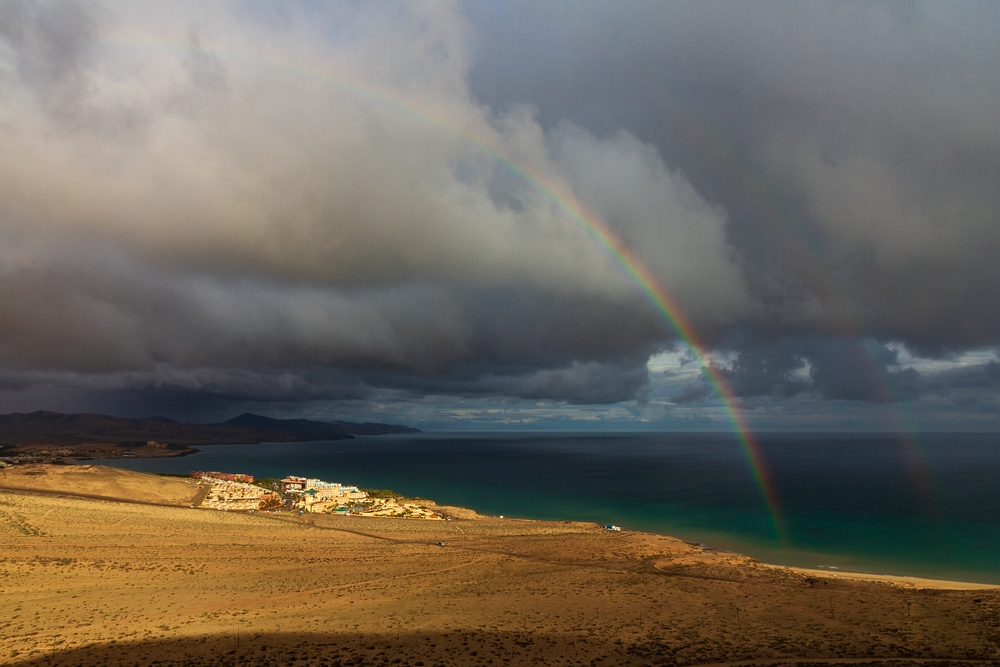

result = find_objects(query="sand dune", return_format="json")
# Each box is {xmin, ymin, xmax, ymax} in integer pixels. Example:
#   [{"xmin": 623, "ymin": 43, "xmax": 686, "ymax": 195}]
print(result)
[{"xmin": 1, "ymin": 466, "xmax": 998, "ymax": 666}]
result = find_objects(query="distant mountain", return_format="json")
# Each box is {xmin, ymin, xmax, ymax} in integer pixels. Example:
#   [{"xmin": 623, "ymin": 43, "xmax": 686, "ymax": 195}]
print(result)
[
  {"xmin": 223, "ymin": 413, "xmax": 420, "ymax": 436},
  {"xmin": 0, "ymin": 410, "xmax": 418, "ymax": 447}
]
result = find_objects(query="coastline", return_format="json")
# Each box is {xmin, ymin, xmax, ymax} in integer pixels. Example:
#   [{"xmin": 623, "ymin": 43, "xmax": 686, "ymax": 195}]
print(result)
[
  {"xmin": 3, "ymin": 465, "xmax": 1000, "ymax": 666},
  {"xmin": 421, "ymin": 504, "xmax": 1000, "ymax": 590},
  {"xmin": 417, "ymin": 507, "xmax": 1000, "ymax": 589},
  {"xmin": 9, "ymin": 460, "xmax": 998, "ymax": 591},
  {"xmin": 4, "ymin": 468, "xmax": 997, "ymax": 596},
  {"xmin": 781, "ymin": 565, "xmax": 999, "ymax": 590},
  {"xmin": 403, "ymin": 500, "xmax": 1000, "ymax": 590},
  {"xmin": 3, "ymin": 482, "xmax": 997, "ymax": 667},
  {"xmin": 3, "ymin": 462, "xmax": 993, "ymax": 595}
]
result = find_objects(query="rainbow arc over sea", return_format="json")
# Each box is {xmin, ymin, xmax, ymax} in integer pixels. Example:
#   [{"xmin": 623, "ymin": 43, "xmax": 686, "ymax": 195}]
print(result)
[
  {"xmin": 104, "ymin": 31, "xmax": 787, "ymax": 541},
  {"xmin": 506, "ymin": 168, "xmax": 787, "ymax": 543}
]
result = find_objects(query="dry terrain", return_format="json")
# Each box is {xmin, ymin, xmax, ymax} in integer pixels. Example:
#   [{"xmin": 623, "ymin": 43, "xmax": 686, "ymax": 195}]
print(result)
[
  {"xmin": 0, "ymin": 464, "xmax": 206, "ymax": 506},
  {"xmin": 1, "ymin": 466, "xmax": 999, "ymax": 667}
]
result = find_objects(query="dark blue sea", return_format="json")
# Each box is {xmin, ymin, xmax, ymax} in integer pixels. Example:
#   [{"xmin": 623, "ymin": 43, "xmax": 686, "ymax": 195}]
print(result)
[{"xmin": 96, "ymin": 432, "xmax": 1000, "ymax": 585}]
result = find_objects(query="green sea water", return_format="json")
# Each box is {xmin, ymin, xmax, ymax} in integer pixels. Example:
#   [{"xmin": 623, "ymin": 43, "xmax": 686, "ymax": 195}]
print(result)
[{"xmin": 100, "ymin": 431, "xmax": 1000, "ymax": 584}]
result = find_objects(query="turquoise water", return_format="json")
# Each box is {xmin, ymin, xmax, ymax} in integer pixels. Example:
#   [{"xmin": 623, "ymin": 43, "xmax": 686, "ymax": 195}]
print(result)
[{"xmin": 97, "ymin": 432, "xmax": 1000, "ymax": 584}]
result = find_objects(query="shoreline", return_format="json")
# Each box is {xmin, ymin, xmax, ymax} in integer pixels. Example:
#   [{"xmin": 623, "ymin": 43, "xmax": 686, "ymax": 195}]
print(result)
[
  {"xmin": 6, "ymin": 477, "xmax": 1000, "ymax": 667},
  {"xmin": 6, "ymin": 462, "xmax": 997, "ymax": 591},
  {"xmin": 410, "ymin": 500, "xmax": 1000, "ymax": 590},
  {"xmin": 779, "ymin": 565, "xmax": 999, "ymax": 590},
  {"xmin": 425, "ymin": 507, "xmax": 1000, "ymax": 590},
  {"xmin": 437, "ymin": 510, "xmax": 1000, "ymax": 590}
]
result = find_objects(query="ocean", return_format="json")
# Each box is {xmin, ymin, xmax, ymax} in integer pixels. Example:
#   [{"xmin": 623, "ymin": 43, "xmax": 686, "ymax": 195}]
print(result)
[{"xmin": 95, "ymin": 432, "xmax": 1000, "ymax": 585}]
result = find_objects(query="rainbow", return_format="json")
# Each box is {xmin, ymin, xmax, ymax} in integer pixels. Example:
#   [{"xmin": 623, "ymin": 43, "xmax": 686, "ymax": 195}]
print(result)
[
  {"xmin": 535, "ymin": 178, "xmax": 788, "ymax": 541},
  {"xmin": 102, "ymin": 29, "xmax": 787, "ymax": 540}
]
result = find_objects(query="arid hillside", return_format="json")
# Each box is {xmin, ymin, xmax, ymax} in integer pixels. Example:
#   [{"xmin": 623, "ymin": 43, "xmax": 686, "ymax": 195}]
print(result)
[
  {"xmin": 1, "ymin": 466, "xmax": 998, "ymax": 667},
  {"xmin": 0, "ymin": 464, "xmax": 206, "ymax": 506}
]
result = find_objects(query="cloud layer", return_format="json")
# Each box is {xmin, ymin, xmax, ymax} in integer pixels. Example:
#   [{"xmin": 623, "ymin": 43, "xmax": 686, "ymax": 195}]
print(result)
[
  {"xmin": 467, "ymin": 1, "xmax": 1000, "ymax": 351},
  {"xmin": 0, "ymin": 0, "xmax": 997, "ymax": 426}
]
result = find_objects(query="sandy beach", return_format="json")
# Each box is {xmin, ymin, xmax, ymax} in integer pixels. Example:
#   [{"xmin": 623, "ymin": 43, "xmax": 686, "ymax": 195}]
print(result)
[
  {"xmin": 784, "ymin": 566, "xmax": 999, "ymax": 591},
  {"xmin": 1, "ymin": 465, "xmax": 998, "ymax": 666}
]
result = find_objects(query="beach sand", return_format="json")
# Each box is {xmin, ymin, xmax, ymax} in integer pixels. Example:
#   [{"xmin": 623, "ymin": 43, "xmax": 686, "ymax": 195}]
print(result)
[
  {"xmin": 1, "ymin": 465, "xmax": 998, "ymax": 666},
  {"xmin": 784, "ymin": 566, "xmax": 998, "ymax": 591}
]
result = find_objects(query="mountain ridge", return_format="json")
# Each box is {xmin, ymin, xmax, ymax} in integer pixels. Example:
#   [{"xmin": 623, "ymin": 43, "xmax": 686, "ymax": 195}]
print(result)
[
  {"xmin": 0, "ymin": 410, "xmax": 419, "ymax": 447},
  {"xmin": 223, "ymin": 412, "xmax": 420, "ymax": 436}
]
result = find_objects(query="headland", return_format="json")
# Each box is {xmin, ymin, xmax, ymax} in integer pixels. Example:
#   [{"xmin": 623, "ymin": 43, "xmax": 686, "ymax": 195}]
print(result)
[
  {"xmin": 0, "ymin": 410, "xmax": 420, "ymax": 465},
  {"xmin": 1, "ymin": 464, "xmax": 997, "ymax": 667}
]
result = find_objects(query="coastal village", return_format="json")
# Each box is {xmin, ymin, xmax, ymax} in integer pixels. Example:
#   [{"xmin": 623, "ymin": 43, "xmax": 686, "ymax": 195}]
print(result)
[{"xmin": 191, "ymin": 470, "xmax": 445, "ymax": 519}]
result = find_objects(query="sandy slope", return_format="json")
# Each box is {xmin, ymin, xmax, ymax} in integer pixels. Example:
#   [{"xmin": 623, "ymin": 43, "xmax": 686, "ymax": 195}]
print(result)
[
  {"xmin": 0, "ymin": 464, "xmax": 204, "ymax": 506},
  {"xmin": 1, "ymin": 466, "xmax": 999, "ymax": 667}
]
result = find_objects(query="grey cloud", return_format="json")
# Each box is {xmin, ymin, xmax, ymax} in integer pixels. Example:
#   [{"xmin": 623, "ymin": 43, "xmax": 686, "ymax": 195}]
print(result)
[
  {"xmin": 0, "ymin": 250, "xmax": 665, "ymax": 371},
  {"xmin": 716, "ymin": 339, "xmax": 809, "ymax": 399},
  {"xmin": 0, "ymin": 371, "xmax": 375, "ymax": 424},
  {"xmin": 0, "ymin": 0, "xmax": 753, "ymax": 416},
  {"xmin": 985, "ymin": 360, "xmax": 1000, "ymax": 385},
  {"xmin": 804, "ymin": 339, "xmax": 921, "ymax": 403},
  {"xmin": 0, "ymin": 354, "xmax": 651, "ymax": 423},
  {"xmin": 471, "ymin": 360, "xmax": 650, "ymax": 405},
  {"xmin": 698, "ymin": 336, "xmax": 922, "ymax": 403},
  {"xmin": 0, "ymin": 3, "xmax": 742, "ymax": 303},
  {"xmin": 549, "ymin": 123, "xmax": 751, "ymax": 333},
  {"xmin": 0, "ymin": 373, "xmax": 34, "ymax": 392},
  {"xmin": 1, "ymin": 0, "xmax": 997, "ymax": 424},
  {"xmin": 183, "ymin": 31, "xmax": 227, "ymax": 92},
  {"xmin": 0, "ymin": 0, "xmax": 97, "ymax": 109},
  {"xmin": 354, "ymin": 356, "xmax": 650, "ymax": 406},
  {"xmin": 669, "ymin": 383, "xmax": 711, "ymax": 405},
  {"xmin": 464, "ymin": 1, "xmax": 1000, "ymax": 352},
  {"xmin": 0, "ymin": 254, "xmax": 665, "ymax": 407},
  {"xmin": 902, "ymin": 358, "xmax": 1000, "ymax": 394}
]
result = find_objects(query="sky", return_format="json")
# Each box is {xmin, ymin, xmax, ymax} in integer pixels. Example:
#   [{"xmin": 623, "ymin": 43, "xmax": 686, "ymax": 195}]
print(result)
[{"xmin": 0, "ymin": 0, "xmax": 998, "ymax": 431}]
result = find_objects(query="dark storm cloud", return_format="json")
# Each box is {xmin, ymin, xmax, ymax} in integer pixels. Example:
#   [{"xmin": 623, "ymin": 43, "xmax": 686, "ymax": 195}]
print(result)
[
  {"xmin": 0, "ymin": 256, "xmax": 663, "ymax": 408},
  {"xmin": 0, "ymin": 1, "xmax": 718, "ymax": 414},
  {"xmin": 903, "ymin": 358, "xmax": 1000, "ymax": 395},
  {"xmin": 0, "ymin": 0, "xmax": 997, "ymax": 423},
  {"xmin": 715, "ymin": 339, "xmax": 809, "ymax": 399},
  {"xmin": 0, "ymin": 354, "xmax": 650, "ymax": 423},
  {"xmin": 362, "ymin": 355, "xmax": 651, "ymax": 406},
  {"xmin": 803, "ymin": 339, "xmax": 921, "ymax": 402},
  {"xmin": 985, "ymin": 361, "xmax": 1000, "ymax": 385},
  {"xmin": 669, "ymin": 383, "xmax": 711, "ymax": 405},
  {"xmin": 464, "ymin": 0, "xmax": 1000, "ymax": 353},
  {"xmin": 672, "ymin": 336, "xmax": 924, "ymax": 404},
  {"xmin": 0, "ymin": 250, "xmax": 664, "ymax": 375}
]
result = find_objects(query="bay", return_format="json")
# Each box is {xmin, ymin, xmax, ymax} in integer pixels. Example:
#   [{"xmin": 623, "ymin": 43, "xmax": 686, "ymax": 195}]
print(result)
[{"xmin": 95, "ymin": 431, "xmax": 1000, "ymax": 584}]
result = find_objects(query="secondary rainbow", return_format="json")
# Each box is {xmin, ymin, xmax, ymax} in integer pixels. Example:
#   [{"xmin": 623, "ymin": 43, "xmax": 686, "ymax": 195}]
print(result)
[{"xmin": 678, "ymin": 113, "xmax": 939, "ymax": 508}]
